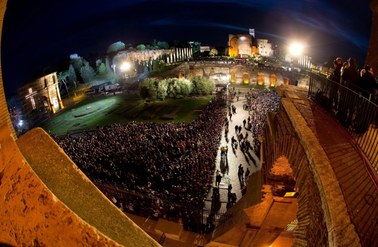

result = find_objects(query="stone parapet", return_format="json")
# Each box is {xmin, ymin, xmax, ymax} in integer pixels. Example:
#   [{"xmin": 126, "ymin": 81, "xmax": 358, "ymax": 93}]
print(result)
[
  {"xmin": 13, "ymin": 127, "xmax": 160, "ymax": 247},
  {"xmin": 0, "ymin": 124, "xmax": 121, "ymax": 246},
  {"xmin": 280, "ymin": 87, "xmax": 361, "ymax": 246}
]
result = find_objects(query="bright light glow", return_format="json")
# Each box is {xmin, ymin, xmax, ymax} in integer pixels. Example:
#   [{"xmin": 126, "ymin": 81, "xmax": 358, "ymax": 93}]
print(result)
[
  {"xmin": 239, "ymin": 36, "xmax": 246, "ymax": 41},
  {"xmin": 18, "ymin": 120, "xmax": 23, "ymax": 127},
  {"xmin": 119, "ymin": 62, "xmax": 131, "ymax": 72},
  {"xmin": 288, "ymin": 42, "xmax": 304, "ymax": 57}
]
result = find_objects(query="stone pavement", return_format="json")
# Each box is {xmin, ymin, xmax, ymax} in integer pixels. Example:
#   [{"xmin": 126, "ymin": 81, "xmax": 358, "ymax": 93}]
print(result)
[{"xmin": 206, "ymin": 89, "xmax": 261, "ymax": 217}]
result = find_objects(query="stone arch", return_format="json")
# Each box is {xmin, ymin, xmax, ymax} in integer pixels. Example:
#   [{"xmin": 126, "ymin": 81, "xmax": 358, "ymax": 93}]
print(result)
[
  {"xmin": 242, "ymin": 72, "xmax": 250, "ymax": 84},
  {"xmin": 262, "ymin": 108, "xmax": 329, "ymax": 246},
  {"xmin": 266, "ymin": 155, "xmax": 296, "ymax": 197},
  {"xmin": 230, "ymin": 72, "xmax": 236, "ymax": 83},
  {"xmin": 269, "ymin": 74, "xmax": 277, "ymax": 87},
  {"xmin": 257, "ymin": 72, "xmax": 265, "ymax": 86}
]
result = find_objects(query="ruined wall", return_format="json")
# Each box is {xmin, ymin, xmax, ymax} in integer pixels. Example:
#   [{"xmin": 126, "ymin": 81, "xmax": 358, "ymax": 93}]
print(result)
[
  {"xmin": 262, "ymin": 91, "xmax": 360, "ymax": 246},
  {"xmin": 263, "ymin": 105, "xmax": 328, "ymax": 246}
]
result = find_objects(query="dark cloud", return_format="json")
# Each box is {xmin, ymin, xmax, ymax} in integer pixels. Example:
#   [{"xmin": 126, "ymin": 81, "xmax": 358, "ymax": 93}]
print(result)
[{"xmin": 2, "ymin": 0, "xmax": 372, "ymax": 98}]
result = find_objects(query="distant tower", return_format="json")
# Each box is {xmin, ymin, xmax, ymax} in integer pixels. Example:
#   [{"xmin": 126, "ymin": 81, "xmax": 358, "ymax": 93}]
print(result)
[{"xmin": 366, "ymin": 0, "xmax": 378, "ymax": 71}]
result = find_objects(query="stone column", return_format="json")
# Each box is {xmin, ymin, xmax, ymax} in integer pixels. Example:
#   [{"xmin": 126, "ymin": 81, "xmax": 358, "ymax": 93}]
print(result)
[{"xmin": 366, "ymin": 0, "xmax": 378, "ymax": 71}]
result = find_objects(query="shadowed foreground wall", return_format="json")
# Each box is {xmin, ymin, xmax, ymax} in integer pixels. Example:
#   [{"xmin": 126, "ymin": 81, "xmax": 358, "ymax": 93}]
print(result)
[
  {"xmin": 366, "ymin": 0, "xmax": 378, "ymax": 71},
  {"xmin": 0, "ymin": 125, "xmax": 121, "ymax": 246},
  {"xmin": 0, "ymin": 1, "xmax": 159, "ymax": 246}
]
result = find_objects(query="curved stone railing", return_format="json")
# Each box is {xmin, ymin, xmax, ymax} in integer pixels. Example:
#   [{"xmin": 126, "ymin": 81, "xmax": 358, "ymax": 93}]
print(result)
[
  {"xmin": 0, "ymin": 1, "xmax": 159, "ymax": 245},
  {"xmin": 262, "ymin": 86, "xmax": 361, "ymax": 246}
]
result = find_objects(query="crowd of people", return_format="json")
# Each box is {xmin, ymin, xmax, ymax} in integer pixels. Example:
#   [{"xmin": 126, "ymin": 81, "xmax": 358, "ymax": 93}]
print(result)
[
  {"xmin": 54, "ymin": 92, "xmax": 226, "ymax": 232},
  {"xmin": 54, "ymin": 86, "xmax": 281, "ymax": 232},
  {"xmin": 245, "ymin": 89, "xmax": 281, "ymax": 154},
  {"xmin": 328, "ymin": 57, "xmax": 378, "ymax": 133}
]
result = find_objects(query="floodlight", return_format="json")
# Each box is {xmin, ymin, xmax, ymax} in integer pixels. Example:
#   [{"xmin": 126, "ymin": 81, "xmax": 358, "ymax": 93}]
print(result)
[
  {"xmin": 288, "ymin": 42, "xmax": 304, "ymax": 57},
  {"xmin": 120, "ymin": 62, "xmax": 131, "ymax": 72}
]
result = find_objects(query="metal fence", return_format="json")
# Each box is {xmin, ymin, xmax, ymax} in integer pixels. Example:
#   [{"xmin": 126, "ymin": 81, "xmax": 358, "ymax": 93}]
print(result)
[{"xmin": 308, "ymin": 73, "xmax": 378, "ymax": 171}]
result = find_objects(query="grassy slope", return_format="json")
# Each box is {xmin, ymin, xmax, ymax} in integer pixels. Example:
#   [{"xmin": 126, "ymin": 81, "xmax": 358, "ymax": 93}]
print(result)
[{"xmin": 42, "ymin": 95, "xmax": 213, "ymax": 135}]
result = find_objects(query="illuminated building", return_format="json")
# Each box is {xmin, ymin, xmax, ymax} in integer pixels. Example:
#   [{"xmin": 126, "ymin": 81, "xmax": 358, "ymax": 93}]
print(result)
[
  {"xmin": 256, "ymin": 39, "xmax": 274, "ymax": 57},
  {"xmin": 228, "ymin": 34, "xmax": 256, "ymax": 57},
  {"xmin": 18, "ymin": 72, "xmax": 64, "ymax": 127}
]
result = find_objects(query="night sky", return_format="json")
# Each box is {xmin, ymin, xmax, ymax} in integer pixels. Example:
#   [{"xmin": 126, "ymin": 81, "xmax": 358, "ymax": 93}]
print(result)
[{"xmin": 1, "ymin": 0, "xmax": 372, "ymax": 98}]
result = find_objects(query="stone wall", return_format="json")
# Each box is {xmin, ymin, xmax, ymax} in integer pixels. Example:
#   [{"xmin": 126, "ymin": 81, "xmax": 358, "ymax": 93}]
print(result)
[
  {"xmin": 0, "ymin": 125, "xmax": 120, "ymax": 246},
  {"xmin": 0, "ymin": 1, "xmax": 160, "ymax": 245},
  {"xmin": 262, "ymin": 87, "xmax": 361, "ymax": 246},
  {"xmin": 263, "ymin": 106, "xmax": 328, "ymax": 246}
]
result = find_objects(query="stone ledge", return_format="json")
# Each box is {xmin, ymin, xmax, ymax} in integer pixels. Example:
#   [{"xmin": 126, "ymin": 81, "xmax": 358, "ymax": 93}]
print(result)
[
  {"xmin": 0, "ymin": 124, "xmax": 159, "ymax": 247},
  {"xmin": 282, "ymin": 97, "xmax": 361, "ymax": 247},
  {"xmin": 0, "ymin": 124, "xmax": 121, "ymax": 246}
]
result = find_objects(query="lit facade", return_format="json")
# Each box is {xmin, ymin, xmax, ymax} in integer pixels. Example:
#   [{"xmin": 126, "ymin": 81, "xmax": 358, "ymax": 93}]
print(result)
[
  {"xmin": 18, "ymin": 72, "xmax": 64, "ymax": 127},
  {"xmin": 257, "ymin": 39, "xmax": 273, "ymax": 57},
  {"xmin": 228, "ymin": 34, "xmax": 255, "ymax": 57}
]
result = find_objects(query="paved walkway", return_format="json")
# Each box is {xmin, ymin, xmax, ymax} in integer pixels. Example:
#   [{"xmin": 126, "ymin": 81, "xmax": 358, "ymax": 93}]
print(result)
[{"xmin": 205, "ymin": 90, "xmax": 261, "ymax": 217}]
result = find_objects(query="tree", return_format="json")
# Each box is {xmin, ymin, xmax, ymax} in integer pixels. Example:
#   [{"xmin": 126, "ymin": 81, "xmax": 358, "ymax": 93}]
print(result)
[
  {"xmin": 191, "ymin": 76, "xmax": 215, "ymax": 95},
  {"xmin": 139, "ymin": 79, "xmax": 151, "ymax": 98},
  {"xmin": 80, "ymin": 60, "xmax": 96, "ymax": 83},
  {"xmin": 95, "ymin": 59, "xmax": 102, "ymax": 68},
  {"xmin": 105, "ymin": 57, "xmax": 112, "ymax": 73},
  {"xmin": 152, "ymin": 59, "xmax": 167, "ymax": 72},
  {"xmin": 166, "ymin": 78, "xmax": 192, "ymax": 98},
  {"xmin": 157, "ymin": 41, "xmax": 169, "ymax": 49},
  {"xmin": 136, "ymin": 44, "xmax": 146, "ymax": 51},
  {"xmin": 156, "ymin": 79, "xmax": 168, "ymax": 100},
  {"xmin": 209, "ymin": 48, "xmax": 218, "ymax": 57},
  {"xmin": 68, "ymin": 64, "xmax": 77, "ymax": 88},
  {"xmin": 107, "ymin": 41, "xmax": 125, "ymax": 54},
  {"xmin": 178, "ymin": 78, "xmax": 192, "ymax": 97},
  {"xmin": 58, "ymin": 71, "xmax": 70, "ymax": 96},
  {"xmin": 71, "ymin": 57, "xmax": 84, "ymax": 72},
  {"xmin": 98, "ymin": 63, "xmax": 107, "ymax": 75},
  {"xmin": 140, "ymin": 78, "xmax": 159, "ymax": 99}
]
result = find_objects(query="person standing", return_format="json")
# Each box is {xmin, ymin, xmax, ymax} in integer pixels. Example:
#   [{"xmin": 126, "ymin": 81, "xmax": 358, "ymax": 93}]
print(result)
[
  {"xmin": 238, "ymin": 164, "xmax": 244, "ymax": 184},
  {"xmin": 355, "ymin": 65, "xmax": 377, "ymax": 133},
  {"xmin": 215, "ymin": 170, "xmax": 222, "ymax": 187},
  {"xmin": 338, "ymin": 57, "xmax": 360, "ymax": 127},
  {"xmin": 227, "ymin": 184, "xmax": 233, "ymax": 204},
  {"xmin": 328, "ymin": 57, "xmax": 343, "ymax": 111},
  {"xmin": 360, "ymin": 65, "xmax": 376, "ymax": 99}
]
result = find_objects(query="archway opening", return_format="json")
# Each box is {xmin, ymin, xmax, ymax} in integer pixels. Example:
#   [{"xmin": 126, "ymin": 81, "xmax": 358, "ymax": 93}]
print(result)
[{"xmin": 268, "ymin": 155, "xmax": 296, "ymax": 197}]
